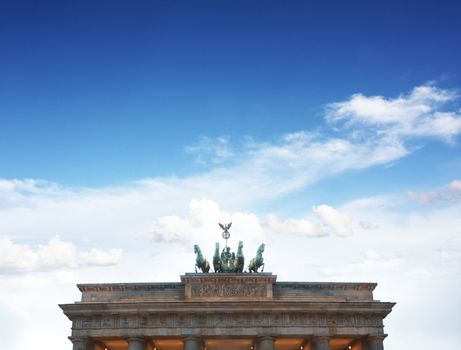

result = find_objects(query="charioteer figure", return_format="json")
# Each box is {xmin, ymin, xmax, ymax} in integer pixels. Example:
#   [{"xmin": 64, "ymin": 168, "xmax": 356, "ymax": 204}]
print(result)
[{"xmin": 193, "ymin": 222, "xmax": 265, "ymax": 273}]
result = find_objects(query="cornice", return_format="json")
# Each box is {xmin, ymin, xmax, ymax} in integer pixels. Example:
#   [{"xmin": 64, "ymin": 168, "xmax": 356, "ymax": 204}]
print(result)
[{"xmin": 59, "ymin": 300, "xmax": 395, "ymax": 317}]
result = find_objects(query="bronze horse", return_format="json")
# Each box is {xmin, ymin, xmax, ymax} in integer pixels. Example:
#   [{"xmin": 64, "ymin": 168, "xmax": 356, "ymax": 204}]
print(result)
[
  {"xmin": 213, "ymin": 242, "xmax": 222, "ymax": 272},
  {"xmin": 247, "ymin": 243, "xmax": 265, "ymax": 273},
  {"xmin": 235, "ymin": 240, "xmax": 244, "ymax": 273},
  {"xmin": 194, "ymin": 244, "xmax": 210, "ymax": 273}
]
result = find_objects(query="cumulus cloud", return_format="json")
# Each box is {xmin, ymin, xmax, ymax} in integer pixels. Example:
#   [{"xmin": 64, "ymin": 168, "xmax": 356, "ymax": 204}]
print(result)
[
  {"xmin": 139, "ymin": 199, "xmax": 265, "ymax": 249},
  {"xmin": 313, "ymin": 204, "xmax": 354, "ymax": 236},
  {"xmin": 143, "ymin": 200, "xmax": 357, "ymax": 246},
  {"xmin": 327, "ymin": 84, "xmax": 461, "ymax": 142},
  {"xmin": 265, "ymin": 205, "xmax": 354, "ymax": 238},
  {"xmin": 0, "ymin": 236, "xmax": 122, "ymax": 274},
  {"xmin": 265, "ymin": 214, "xmax": 326, "ymax": 237},
  {"xmin": 79, "ymin": 248, "xmax": 123, "ymax": 266}
]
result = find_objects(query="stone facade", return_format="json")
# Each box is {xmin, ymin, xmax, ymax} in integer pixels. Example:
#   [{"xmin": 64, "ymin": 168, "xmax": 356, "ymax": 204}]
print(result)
[{"xmin": 60, "ymin": 273, "xmax": 394, "ymax": 350}]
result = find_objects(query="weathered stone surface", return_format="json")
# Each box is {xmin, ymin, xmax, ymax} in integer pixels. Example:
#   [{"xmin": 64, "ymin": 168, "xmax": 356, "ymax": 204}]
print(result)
[
  {"xmin": 256, "ymin": 336, "xmax": 275, "ymax": 350},
  {"xmin": 182, "ymin": 273, "xmax": 275, "ymax": 300},
  {"xmin": 183, "ymin": 337, "xmax": 202, "ymax": 350},
  {"xmin": 311, "ymin": 336, "xmax": 330, "ymax": 350},
  {"xmin": 69, "ymin": 337, "xmax": 94, "ymax": 350},
  {"xmin": 364, "ymin": 336, "xmax": 385, "ymax": 350},
  {"xmin": 127, "ymin": 337, "xmax": 147, "ymax": 350},
  {"xmin": 60, "ymin": 273, "xmax": 394, "ymax": 346}
]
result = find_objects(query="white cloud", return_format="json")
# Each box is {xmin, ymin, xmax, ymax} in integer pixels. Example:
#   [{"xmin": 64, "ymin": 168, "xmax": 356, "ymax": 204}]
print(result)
[
  {"xmin": 313, "ymin": 204, "xmax": 354, "ymax": 236},
  {"xmin": 364, "ymin": 249, "xmax": 401, "ymax": 261},
  {"xmin": 438, "ymin": 248, "xmax": 461, "ymax": 265},
  {"xmin": 0, "ymin": 236, "xmax": 122, "ymax": 274},
  {"xmin": 359, "ymin": 220, "xmax": 379, "ymax": 230},
  {"xmin": 79, "ymin": 248, "xmax": 123, "ymax": 266},
  {"xmin": 407, "ymin": 191, "xmax": 439, "ymax": 203},
  {"xmin": 448, "ymin": 179, "xmax": 461, "ymax": 192},
  {"xmin": 265, "ymin": 205, "xmax": 354, "ymax": 238},
  {"xmin": 0, "ymin": 178, "xmax": 59, "ymax": 194},
  {"xmin": 139, "ymin": 199, "xmax": 265, "ymax": 250},
  {"xmin": 327, "ymin": 84, "xmax": 461, "ymax": 142},
  {"xmin": 0, "ymin": 83, "xmax": 460, "ymax": 350},
  {"xmin": 265, "ymin": 214, "xmax": 326, "ymax": 237},
  {"xmin": 0, "ymin": 184, "xmax": 460, "ymax": 350},
  {"xmin": 185, "ymin": 136, "xmax": 234, "ymax": 165},
  {"xmin": 408, "ymin": 179, "xmax": 461, "ymax": 203}
]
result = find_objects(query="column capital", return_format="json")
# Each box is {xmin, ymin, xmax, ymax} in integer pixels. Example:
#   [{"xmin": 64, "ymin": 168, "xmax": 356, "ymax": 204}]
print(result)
[
  {"xmin": 69, "ymin": 337, "xmax": 94, "ymax": 350},
  {"xmin": 312, "ymin": 336, "xmax": 330, "ymax": 341},
  {"xmin": 311, "ymin": 336, "xmax": 329, "ymax": 350},
  {"xmin": 69, "ymin": 336, "xmax": 91, "ymax": 342},
  {"xmin": 183, "ymin": 336, "xmax": 203, "ymax": 350},
  {"xmin": 183, "ymin": 336, "xmax": 202, "ymax": 341},
  {"xmin": 366, "ymin": 335, "xmax": 387, "ymax": 341},
  {"xmin": 257, "ymin": 336, "xmax": 276, "ymax": 342},
  {"xmin": 126, "ymin": 337, "xmax": 147, "ymax": 341},
  {"xmin": 363, "ymin": 335, "xmax": 386, "ymax": 350},
  {"xmin": 256, "ymin": 335, "xmax": 275, "ymax": 350},
  {"xmin": 126, "ymin": 337, "xmax": 147, "ymax": 350}
]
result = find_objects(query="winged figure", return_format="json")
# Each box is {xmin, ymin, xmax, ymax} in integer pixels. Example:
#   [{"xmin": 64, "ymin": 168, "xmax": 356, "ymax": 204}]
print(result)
[{"xmin": 219, "ymin": 222, "xmax": 232, "ymax": 232}]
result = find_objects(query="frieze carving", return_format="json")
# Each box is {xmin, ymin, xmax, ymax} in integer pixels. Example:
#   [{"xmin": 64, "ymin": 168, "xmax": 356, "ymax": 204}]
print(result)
[
  {"xmin": 73, "ymin": 312, "xmax": 383, "ymax": 330},
  {"xmin": 191, "ymin": 283, "xmax": 267, "ymax": 297},
  {"xmin": 78, "ymin": 283, "xmax": 181, "ymax": 292},
  {"xmin": 275, "ymin": 283, "xmax": 376, "ymax": 291}
]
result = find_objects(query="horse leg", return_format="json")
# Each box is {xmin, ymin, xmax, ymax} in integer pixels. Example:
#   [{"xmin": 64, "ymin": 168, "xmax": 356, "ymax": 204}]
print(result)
[{"xmin": 261, "ymin": 262, "xmax": 265, "ymax": 272}]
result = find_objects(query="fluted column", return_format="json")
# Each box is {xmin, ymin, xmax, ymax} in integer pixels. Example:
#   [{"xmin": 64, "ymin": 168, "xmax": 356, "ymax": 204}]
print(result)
[
  {"xmin": 69, "ymin": 337, "xmax": 94, "ymax": 350},
  {"xmin": 183, "ymin": 336, "xmax": 202, "ymax": 350},
  {"xmin": 363, "ymin": 336, "xmax": 385, "ymax": 350},
  {"xmin": 127, "ymin": 337, "xmax": 147, "ymax": 350},
  {"xmin": 311, "ymin": 336, "xmax": 329, "ymax": 350},
  {"xmin": 256, "ymin": 336, "xmax": 275, "ymax": 350}
]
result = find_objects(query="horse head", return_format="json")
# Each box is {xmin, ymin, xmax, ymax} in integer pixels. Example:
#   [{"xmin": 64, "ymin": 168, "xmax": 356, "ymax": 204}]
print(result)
[
  {"xmin": 259, "ymin": 243, "xmax": 265, "ymax": 253},
  {"xmin": 194, "ymin": 244, "xmax": 199, "ymax": 254},
  {"xmin": 238, "ymin": 240, "xmax": 243, "ymax": 250}
]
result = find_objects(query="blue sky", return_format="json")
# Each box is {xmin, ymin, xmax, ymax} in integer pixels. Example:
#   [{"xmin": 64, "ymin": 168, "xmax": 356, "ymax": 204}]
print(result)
[
  {"xmin": 1, "ymin": 1, "xmax": 461, "ymax": 350},
  {"xmin": 1, "ymin": 0, "xmax": 460, "ymax": 185}
]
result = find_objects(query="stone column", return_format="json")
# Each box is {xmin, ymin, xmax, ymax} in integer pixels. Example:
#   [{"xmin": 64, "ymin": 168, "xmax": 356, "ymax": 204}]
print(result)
[
  {"xmin": 363, "ymin": 336, "xmax": 385, "ymax": 350},
  {"xmin": 183, "ymin": 336, "xmax": 202, "ymax": 350},
  {"xmin": 70, "ymin": 337, "xmax": 94, "ymax": 350},
  {"xmin": 127, "ymin": 337, "xmax": 147, "ymax": 350},
  {"xmin": 256, "ymin": 336, "xmax": 275, "ymax": 350},
  {"xmin": 311, "ymin": 336, "xmax": 329, "ymax": 350}
]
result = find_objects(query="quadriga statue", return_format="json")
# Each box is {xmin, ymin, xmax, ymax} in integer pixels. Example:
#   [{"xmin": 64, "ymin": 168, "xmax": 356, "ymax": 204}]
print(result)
[{"xmin": 212, "ymin": 241, "xmax": 244, "ymax": 273}]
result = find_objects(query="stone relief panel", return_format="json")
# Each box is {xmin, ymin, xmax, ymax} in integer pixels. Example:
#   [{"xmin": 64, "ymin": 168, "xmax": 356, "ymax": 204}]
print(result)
[
  {"xmin": 73, "ymin": 312, "xmax": 383, "ymax": 331},
  {"xmin": 190, "ymin": 283, "xmax": 267, "ymax": 298}
]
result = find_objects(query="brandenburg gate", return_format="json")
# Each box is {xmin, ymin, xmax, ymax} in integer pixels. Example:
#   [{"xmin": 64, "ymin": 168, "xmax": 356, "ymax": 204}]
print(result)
[{"xmin": 60, "ymin": 224, "xmax": 394, "ymax": 350}]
